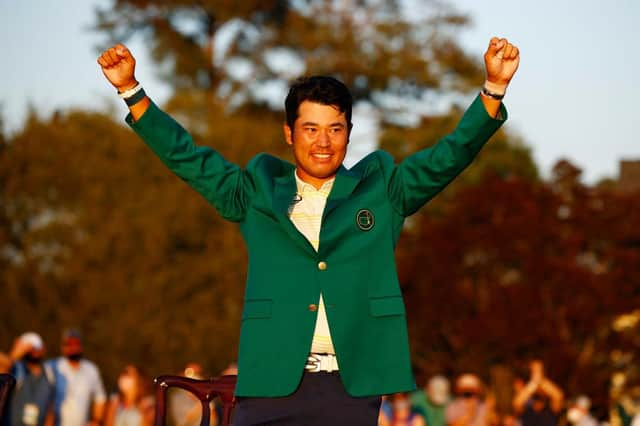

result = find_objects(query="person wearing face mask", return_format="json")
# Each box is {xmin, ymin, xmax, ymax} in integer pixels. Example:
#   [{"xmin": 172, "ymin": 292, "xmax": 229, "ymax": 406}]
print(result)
[
  {"xmin": 46, "ymin": 329, "xmax": 106, "ymax": 426},
  {"xmin": 104, "ymin": 365, "xmax": 154, "ymax": 426},
  {"xmin": 410, "ymin": 375, "xmax": 451, "ymax": 426},
  {"xmin": 566, "ymin": 396, "xmax": 597, "ymax": 426},
  {"xmin": 0, "ymin": 332, "xmax": 56, "ymax": 426},
  {"xmin": 446, "ymin": 374, "xmax": 495, "ymax": 426}
]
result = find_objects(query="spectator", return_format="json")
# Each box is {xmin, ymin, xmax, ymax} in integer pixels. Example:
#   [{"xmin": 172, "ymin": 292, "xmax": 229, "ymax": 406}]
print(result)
[
  {"xmin": 410, "ymin": 375, "xmax": 451, "ymax": 426},
  {"xmin": 104, "ymin": 365, "xmax": 154, "ymax": 426},
  {"xmin": 47, "ymin": 329, "xmax": 106, "ymax": 426},
  {"xmin": 567, "ymin": 396, "xmax": 598, "ymax": 426},
  {"xmin": 1, "ymin": 332, "xmax": 55, "ymax": 426},
  {"xmin": 380, "ymin": 393, "xmax": 426, "ymax": 426},
  {"xmin": 499, "ymin": 414, "xmax": 520, "ymax": 426},
  {"xmin": 512, "ymin": 360, "xmax": 564, "ymax": 426},
  {"xmin": 0, "ymin": 352, "xmax": 10, "ymax": 373},
  {"xmin": 446, "ymin": 374, "xmax": 494, "ymax": 426}
]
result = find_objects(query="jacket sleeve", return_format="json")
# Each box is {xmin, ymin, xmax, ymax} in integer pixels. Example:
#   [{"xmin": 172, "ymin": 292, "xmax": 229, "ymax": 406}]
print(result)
[
  {"xmin": 386, "ymin": 94, "xmax": 507, "ymax": 216},
  {"xmin": 126, "ymin": 102, "xmax": 255, "ymax": 222}
]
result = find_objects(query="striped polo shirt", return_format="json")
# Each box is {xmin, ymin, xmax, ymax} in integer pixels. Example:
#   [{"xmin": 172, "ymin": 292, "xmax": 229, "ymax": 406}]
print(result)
[{"xmin": 289, "ymin": 172, "xmax": 336, "ymax": 355}]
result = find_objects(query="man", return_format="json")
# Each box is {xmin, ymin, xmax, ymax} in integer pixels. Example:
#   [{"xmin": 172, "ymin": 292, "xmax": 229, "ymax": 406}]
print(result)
[
  {"xmin": 98, "ymin": 36, "xmax": 519, "ymax": 425},
  {"xmin": 1, "ymin": 332, "xmax": 55, "ymax": 426},
  {"xmin": 446, "ymin": 374, "xmax": 494, "ymax": 426},
  {"xmin": 567, "ymin": 396, "xmax": 598, "ymax": 426},
  {"xmin": 513, "ymin": 360, "xmax": 564, "ymax": 426},
  {"xmin": 46, "ymin": 330, "xmax": 106, "ymax": 426},
  {"xmin": 410, "ymin": 375, "xmax": 451, "ymax": 426}
]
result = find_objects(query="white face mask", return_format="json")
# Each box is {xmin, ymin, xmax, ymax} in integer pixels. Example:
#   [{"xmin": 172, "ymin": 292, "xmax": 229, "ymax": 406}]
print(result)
[
  {"xmin": 118, "ymin": 375, "xmax": 136, "ymax": 394},
  {"xmin": 430, "ymin": 387, "xmax": 450, "ymax": 406},
  {"xmin": 567, "ymin": 407, "xmax": 583, "ymax": 424}
]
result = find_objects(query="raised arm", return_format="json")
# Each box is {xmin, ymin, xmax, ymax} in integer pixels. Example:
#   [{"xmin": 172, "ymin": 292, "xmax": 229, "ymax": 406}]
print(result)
[
  {"xmin": 480, "ymin": 37, "xmax": 520, "ymax": 118},
  {"xmin": 539, "ymin": 377, "xmax": 564, "ymax": 413},
  {"xmin": 97, "ymin": 44, "xmax": 255, "ymax": 222},
  {"xmin": 513, "ymin": 361, "xmax": 564, "ymax": 414},
  {"xmin": 97, "ymin": 44, "xmax": 150, "ymax": 122},
  {"xmin": 387, "ymin": 36, "xmax": 520, "ymax": 216}
]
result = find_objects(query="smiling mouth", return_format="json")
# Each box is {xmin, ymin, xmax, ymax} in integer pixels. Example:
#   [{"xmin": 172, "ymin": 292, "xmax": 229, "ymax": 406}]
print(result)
[{"xmin": 311, "ymin": 153, "xmax": 332, "ymax": 159}]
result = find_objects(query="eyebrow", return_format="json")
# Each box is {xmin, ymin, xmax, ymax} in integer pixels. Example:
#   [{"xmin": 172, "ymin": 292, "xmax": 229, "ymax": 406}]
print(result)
[{"xmin": 300, "ymin": 121, "xmax": 345, "ymax": 128}]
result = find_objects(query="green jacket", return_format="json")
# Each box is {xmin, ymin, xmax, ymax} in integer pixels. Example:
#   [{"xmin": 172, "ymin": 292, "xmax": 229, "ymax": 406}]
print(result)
[{"xmin": 127, "ymin": 95, "xmax": 506, "ymax": 397}]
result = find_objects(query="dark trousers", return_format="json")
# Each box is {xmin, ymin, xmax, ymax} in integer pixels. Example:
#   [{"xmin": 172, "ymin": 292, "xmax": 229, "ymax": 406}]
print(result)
[{"xmin": 233, "ymin": 372, "xmax": 381, "ymax": 426}]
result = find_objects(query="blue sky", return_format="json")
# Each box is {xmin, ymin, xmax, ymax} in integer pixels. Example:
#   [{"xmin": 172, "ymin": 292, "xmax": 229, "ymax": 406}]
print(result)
[{"xmin": 1, "ymin": 0, "xmax": 638, "ymax": 183}]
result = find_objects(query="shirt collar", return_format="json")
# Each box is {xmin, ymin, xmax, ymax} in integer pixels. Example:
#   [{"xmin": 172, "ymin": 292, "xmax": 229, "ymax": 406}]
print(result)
[{"xmin": 294, "ymin": 170, "xmax": 335, "ymax": 193}]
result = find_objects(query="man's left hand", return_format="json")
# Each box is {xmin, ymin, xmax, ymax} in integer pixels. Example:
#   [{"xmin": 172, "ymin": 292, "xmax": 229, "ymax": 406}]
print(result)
[{"xmin": 484, "ymin": 37, "xmax": 520, "ymax": 85}]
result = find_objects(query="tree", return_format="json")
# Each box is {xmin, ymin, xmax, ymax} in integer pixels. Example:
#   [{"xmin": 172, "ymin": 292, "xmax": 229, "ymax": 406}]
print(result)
[
  {"xmin": 95, "ymin": 0, "xmax": 538, "ymax": 219},
  {"xmin": 0, "ymin": 108, "xmax": 272, "ymax": 383},
  {"xmin": 90, "ymin": 0, "xmax": 541, "ymax": 384},
  {"xmin": 95, "ymin": 0, "xmax": 483, "ymax": 119},
  {"xmin": 1, "ymin": 1, "xmax": 545, "ymax": 388},
  {"xmin": 399, "ymin": 165, "xmax": 640, "ymax": 415}
]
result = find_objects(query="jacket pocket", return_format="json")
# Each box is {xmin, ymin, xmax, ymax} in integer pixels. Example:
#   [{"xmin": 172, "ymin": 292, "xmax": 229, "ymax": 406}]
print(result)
[
  {"xmin": 242, "ymin": 299, "xmax": 273, "ymax": 320},
  {"xmin": 369, "ymin": 296, "xmax": 405, "ymax": 317}
]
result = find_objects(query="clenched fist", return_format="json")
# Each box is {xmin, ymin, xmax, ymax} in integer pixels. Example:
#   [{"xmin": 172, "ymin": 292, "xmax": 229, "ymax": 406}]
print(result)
[
  {"xmin": 97, "ymin": 43, "xmax": 137, "ymax": 92},
  {"xmin": 484, "ymin": 37, "xmax": 520, "ymax": 85}
]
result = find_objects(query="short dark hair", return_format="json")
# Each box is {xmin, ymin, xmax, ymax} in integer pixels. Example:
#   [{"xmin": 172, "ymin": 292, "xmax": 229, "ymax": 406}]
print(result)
[{"xmin": 284, "ymin": 76, "xmax": 353, "ymax": 131}]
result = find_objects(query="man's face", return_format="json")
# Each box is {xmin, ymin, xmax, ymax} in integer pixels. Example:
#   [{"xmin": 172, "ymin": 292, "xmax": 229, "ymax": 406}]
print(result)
[
  {"xmin": 284, "ymin": 101, "xmax": 349, "ymax": 188},
  {"xmin": 62, "ymin": 337, "xmax": 83, "ymax": 359}
]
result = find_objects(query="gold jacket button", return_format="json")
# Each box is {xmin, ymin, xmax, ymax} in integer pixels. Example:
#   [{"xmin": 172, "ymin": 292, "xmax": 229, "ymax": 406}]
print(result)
[
  {"xmin": 318, "ymin": 261, "xmax": 327, "ymax": 270},
  {"xmin": 308, "ymin": 304, "xmax": 318, "ymax": 312}
]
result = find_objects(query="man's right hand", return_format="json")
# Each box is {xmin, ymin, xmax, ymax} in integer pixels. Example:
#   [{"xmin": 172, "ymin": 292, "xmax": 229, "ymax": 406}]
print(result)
[
  {"xmin": 9, "ymin": 337, "xmax": 33, "ymax": 362},
  {"xmin": 97, "ymin": 44, "xmax": 137, "ymax": 93}
]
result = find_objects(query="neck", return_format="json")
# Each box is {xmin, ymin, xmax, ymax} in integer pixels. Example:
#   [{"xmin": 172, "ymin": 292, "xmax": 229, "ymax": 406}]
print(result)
[
  {"xmin": 295, "ymin": 170, "xmax": 335, "ymax": 190},
  {"xmin": 122, "ymin": 393, "xmax": 137, "ymax": 406},
  {"xmin": 27, "ymin": 363, "xmax": 43, "ymax": 375},
  {"xmin": 67, "ymin": 359, "xmax": 81, "ymax": 369}
]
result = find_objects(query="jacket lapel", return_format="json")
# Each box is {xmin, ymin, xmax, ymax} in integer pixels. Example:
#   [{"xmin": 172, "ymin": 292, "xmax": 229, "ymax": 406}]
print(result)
[
  {"xmin": 272, "ymin": 172, "xmax": 317, "ymax": 256},
  {"xmin": 323, "ymin": 165, "xmax": 363, "ymax": 220},
  {"xmin": 272, "ymin": 165, "xmax": 363, "ymax": 257},
  {"xmin": 317, "ymin": 166, "xmax": 363, "ymax": 257}
]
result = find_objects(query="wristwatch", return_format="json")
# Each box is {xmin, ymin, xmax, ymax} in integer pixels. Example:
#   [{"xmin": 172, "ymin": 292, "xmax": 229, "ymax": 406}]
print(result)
[{"xmin": 481, "ymin": 86, "xmax": 505, "ymax": 100}]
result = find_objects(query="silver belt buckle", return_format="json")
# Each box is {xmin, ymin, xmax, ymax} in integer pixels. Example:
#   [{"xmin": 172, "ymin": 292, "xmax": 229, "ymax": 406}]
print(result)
[
  {"xmin": 305, "ymin": 353, "xmax": 338, "ymax": 373},
  {"xmin": 305, "ymin": 354, "xmax": 321, "ymax": 372}
]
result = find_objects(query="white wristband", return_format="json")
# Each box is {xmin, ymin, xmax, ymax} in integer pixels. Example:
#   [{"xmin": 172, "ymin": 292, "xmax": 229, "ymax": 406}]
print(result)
[
  {"xmin": 118, "ymin": 83, "xmax": 143, "ymax": 99},
  {"xmin": 483, "ymin": 80, "xmax": 508, "ymax": 96}
]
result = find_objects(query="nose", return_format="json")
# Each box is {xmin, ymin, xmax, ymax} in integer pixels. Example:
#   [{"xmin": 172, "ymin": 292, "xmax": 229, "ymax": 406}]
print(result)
[{"xmin": 316, "ymin": 129, "xmax": 330, "ymax": 147}]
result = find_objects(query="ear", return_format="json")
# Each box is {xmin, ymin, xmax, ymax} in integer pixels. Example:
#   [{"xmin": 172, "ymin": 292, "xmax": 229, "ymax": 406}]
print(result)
[{"xmin": 283, "ymin": 123, "xmax": 293, "ymax": 146}]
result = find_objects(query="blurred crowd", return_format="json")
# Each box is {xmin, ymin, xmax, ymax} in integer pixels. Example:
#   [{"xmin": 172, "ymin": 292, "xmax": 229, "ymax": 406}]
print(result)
[
  {"xmin": 380, "ymin": 361, "xmax": 591, "ymax": 426},
  {"xmin": 1, "ymin": 331, "xmax": 638, "ymax": 426},
  {"xmin": 0, "ymin": 330, "xmax": 236, "ymax": 426}
]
